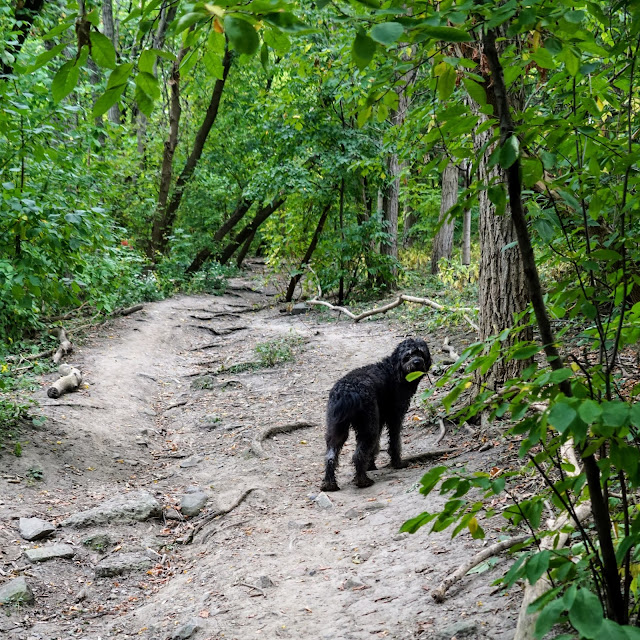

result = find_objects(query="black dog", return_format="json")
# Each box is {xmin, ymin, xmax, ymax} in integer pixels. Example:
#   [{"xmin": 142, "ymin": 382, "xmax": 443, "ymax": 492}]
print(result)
[{"xmin": 321, "ymin": 338, "xmax": 431, "ymax": 491}]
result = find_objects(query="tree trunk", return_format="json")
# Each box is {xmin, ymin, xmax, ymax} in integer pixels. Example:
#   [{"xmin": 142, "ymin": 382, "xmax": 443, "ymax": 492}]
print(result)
[
  {"xmin": 402, "ymin": 205, "xmax": 417, "ymax": 248},
  {"xmin": 102, "ymin": 0, "xmax": 119, "ymax": 124},
  {"xmin": 150, "ymin": 48, "xmax": 233, "ymax": 257},
  {"xmin": 285, "ymin": 200, "xmax": 333, "ymax": 302},
  {"xmin": 236, "ymin": 229, "xmax": 256, "ymax": 268},
  {"xmin": 430, "ymin": 161, "xmax": 458, "ymax": 274},
  {"xmin": 461, "ymin": 160, "xmax": 471, "ymax": 265},
  {"xmin": 220, "ymin": 198, "xmax": 286, "ymax": 265},
  {"xmin": 1, "ymin": 0, "xmax": 45, "ymax": 78}
]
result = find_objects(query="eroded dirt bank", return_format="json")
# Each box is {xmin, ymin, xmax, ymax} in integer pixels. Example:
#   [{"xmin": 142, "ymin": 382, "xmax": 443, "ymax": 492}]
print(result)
[{"xmin": 0, "ymin": 269, "xmax": 520, "ymax": 640}]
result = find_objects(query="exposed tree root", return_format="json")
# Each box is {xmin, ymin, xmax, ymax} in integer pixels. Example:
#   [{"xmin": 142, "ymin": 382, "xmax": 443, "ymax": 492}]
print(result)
[
  {"xmin": 115, "ymin": 304, "xmax": 144, "ymax": 316},
  {"xmin": 435, "ymin": 418, "xmax": 446, "ymax": 446},
  {"xmin": 401, "ymin": 448, "xmax": 458, "ymax": 465},
  {"xmin": 251, "ymin": 422, "xmax": 317, "ymax": 458},
  {"xmin": 307, "ymin": 295, "xmax": 478, "ymax": 332},
  {"xmin": 182, "ymin": 487, "xmax": 259, "ymax": 544},
  {"xmin": 431, "ymin": 534, "xmax": 531, "ymax": 603}
]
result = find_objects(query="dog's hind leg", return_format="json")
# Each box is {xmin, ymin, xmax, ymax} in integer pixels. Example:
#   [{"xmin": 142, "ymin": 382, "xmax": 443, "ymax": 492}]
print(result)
[
  {"xmin": 352, "ymin": 412, "xmax": 379, "ymax": 488},
  {"xmin": 321, "ymin": 424, "xmax": 348, "ymax": 492}
]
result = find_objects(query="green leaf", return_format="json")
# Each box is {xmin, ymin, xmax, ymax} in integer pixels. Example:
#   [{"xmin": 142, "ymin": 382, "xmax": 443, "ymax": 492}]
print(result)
[
  {"xmin": 602, "ymin": 401, "xmax": 630, "ymax": 428},
  {"xmin": 568, "ymin": 588, "xmax": 604, "ymax": 639},
  {"xmin": 499, "ymin": 135, "xmax": 520, "ymax": 169},
  {"xmin": 92, "ymin": 84, "xmax": 126, "ymax": 119},
  {"xmin": 488, "ymin": 184, "xmax": 506, "ymax": 215},
  {"xmin": 578, "ymin": 399, "xmax": 602, "ymax": 423},
  {"xmin": 462, "ymin": 77, "xmax": 486, "ymax": 105},
  {"xmin": 511, "ymin": 344, "xmax": 540, "ymax": 360},
  {"xmin": 548, "ymin": 400, "xmax": 577, "ymax": 433},
  {"xmin": 521, "ymin": 157, "xmax": 543, "ymax": 188},
  {"xmin": 107, "ymin": 63, "xmax": 134, "ymax": 90},
  {"xmin": 135, "ymin": 71, "xmax": 160, "ymax": 100},
  {"xmin": 418, "ymin": 465, "xmax": 448, "ymax": 496},
  {"xmin": 352, "ymin": 31, "xmax": 376, "ymax": 70},
  {"xmin": 525, "ymin": 550, "xmax": 550, "ymax": 585},
  {"xmin": 437, "ymin": 63, "xmax": 456, "ymax": 100},
  {"xmin": 263, "ymin": 12, "xmax": 310, "ymax": 33},
  {"xmin": 418, "ymin": 25, "xmax": 471, "ymax": 42},
  {"xmin": 224, "ymin": 16, "xmax": 260, "ymax": 56},
  {"xmin": 535, "ymin": 598, "xmax": 566, "ymax": 638},
  {"xmin": 370, "ymin": 22, "xmax": 404, "ymax": 45},
  {"xmin": 134, "ymin": 85, "xmax": 154, "ymax": 117},
  {"xmin": 29, "ymin": 42, "xmax": 67, "ymax": 72},
  {"xmin": 400, "ymin": 511, "xmax": 437, "ymax": 533},
  {"xmin": 138, "ymin": 49, "xmax": 157, "ymax": 74},
  {"xmin": 406, "ymin": 371, "xmax": 425, "ymax": 382},
  {"xmin": 89, "ymin": 31, "xmax": 116, "ymax": 69},
  {"xmin": 51, "ymin": 58, "xmax": 81, "ymax": 103}
]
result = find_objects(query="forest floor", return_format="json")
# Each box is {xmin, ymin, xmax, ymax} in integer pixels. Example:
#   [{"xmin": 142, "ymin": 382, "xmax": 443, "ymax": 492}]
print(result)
[{"xmin": 0, "ymin": 261, "xmax": 527, "ymax": 640}]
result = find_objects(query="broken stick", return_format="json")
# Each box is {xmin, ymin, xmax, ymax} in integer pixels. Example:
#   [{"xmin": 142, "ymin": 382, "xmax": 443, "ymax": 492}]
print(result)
[
  {"xmin": 251, "ymin": 422, "xmax": 317, "ymax": 458},
  {"xmin": 50, "ymin": 327, "xmax": 73, "ymax": 364}
]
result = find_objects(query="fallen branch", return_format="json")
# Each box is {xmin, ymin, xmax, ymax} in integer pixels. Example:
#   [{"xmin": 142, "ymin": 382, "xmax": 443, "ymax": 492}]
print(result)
[
  {"xmin": 432, "ymin": 534, "xmax": 531, "ymax": 602},
  {"xmin": 47, "ymin": 364, "xmax": 82, "ymax": 399},
  {"xmin": 50, "ymin": 327, "xmax": 73, "ymax": 364},
  {"xmin": 441, "ymin": 337, "xmax": 460, "ymax": 363},
  {"xmin": 114, "ymin": 304, "xmax": 144, "ymax": 316},
  {"xmin": 308, "ymin": 295, "xmax": 478, "ymax": 332},
  {"xmin": 435, "ymin": 418, "xmax": 446, "ymax": 446},
  {"xmin": 251, "ymin": 422, "xmax": 317, "ymax": 458},
  {"xmin": 185, "ymin": 487, "xmax": 258, "ymax": 543}
]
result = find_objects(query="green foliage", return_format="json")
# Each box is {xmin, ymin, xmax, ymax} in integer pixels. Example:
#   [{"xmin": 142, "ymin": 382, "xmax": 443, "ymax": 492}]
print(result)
[{"xmin": 255, "ymin": 333, "xmax": 304, "ymax": 367}]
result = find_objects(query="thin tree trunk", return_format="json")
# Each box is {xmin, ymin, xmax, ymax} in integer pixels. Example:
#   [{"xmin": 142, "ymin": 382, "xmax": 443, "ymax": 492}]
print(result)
[
  {"xmin": 236, "ymin": 229, "xmax": 256, "ymax": 268},
  {"xmin": 461, "ymin": 160, "xmax": 471, "ymax": 265},
  {"xmin": 430, "ymin": 161, "xmax": 458, "ymax": 274},
  {"xmin": 185, "ymin": 198, "xmax": 254, "ymax": 274},
  {"xmin": 150, "ymin": 48, "xmax": 233, "ymax": 257},
  {"xmin": 1, "ymin": 0, "xmax": 45, "ymax": 78},
  {"xmin": 285, "ymin": 200, "xmax": 333, "ymax": 302},
  {"xmin": 338, "ymin": 178, "xmax": 345, "ymax": 305},
  {"xmin": 483, "ymin": 29, "xmax": 625, "ymax": 627},
  {"xmin": 220, "ymin": 198, "xmax": 286, "ymax": 265},
  {"xmin": 149, "ymin": 46, "xmax": 186, "ymax": 259},
  {"xmin": 102, "ymin": 0, "xmax": 119, "ymax": 124}
]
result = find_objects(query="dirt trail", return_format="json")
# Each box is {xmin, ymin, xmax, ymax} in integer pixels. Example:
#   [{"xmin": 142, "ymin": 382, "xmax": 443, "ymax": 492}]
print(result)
[{"xmin": 0, "ymin": 266, "xmax": 520, "ymax": 640}]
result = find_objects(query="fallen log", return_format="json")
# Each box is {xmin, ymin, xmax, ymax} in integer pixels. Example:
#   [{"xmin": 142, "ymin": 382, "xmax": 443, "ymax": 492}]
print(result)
[
  {"xmin": 47, "ymin": 364, "xmax": 82, "ymax": 399},
  {"xmin": 50, "ymin": 327, "xmax": 73, "ymax": 364}
]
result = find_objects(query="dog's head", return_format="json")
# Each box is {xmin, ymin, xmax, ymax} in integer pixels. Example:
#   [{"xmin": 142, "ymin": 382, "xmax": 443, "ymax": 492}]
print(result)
[{"xmin": 393, "ymin": 338, "xmax": 432, "ymax": 382}]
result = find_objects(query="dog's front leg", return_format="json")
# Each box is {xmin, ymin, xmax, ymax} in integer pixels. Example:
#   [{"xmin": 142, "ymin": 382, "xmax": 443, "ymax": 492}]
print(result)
[{"xmin": 388, "ymin": 421, "xmax": 408, "ymax": 469}]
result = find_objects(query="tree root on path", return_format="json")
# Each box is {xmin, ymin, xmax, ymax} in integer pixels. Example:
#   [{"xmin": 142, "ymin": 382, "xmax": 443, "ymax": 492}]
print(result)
[
  {"xmin": 47, "ymin": 364, "xmax": 82, "ymax": 399},
  {"xmin": 50, "ymin": 327, "xmax": 73, "ymax": 364},
  {"xmin": 401, "ymin": 448, "xmax": 458, "ymax": 466},
  {"xmin": 251, "ymin": 422, "xmax": 317, "ymax": 458},
  {"xmin": 431, "ymin": 534, "xmax": 531, "ymax": 603},
  {"xmin": 180, "ymin": 487, "xmax": 258, "ymax": 544}
]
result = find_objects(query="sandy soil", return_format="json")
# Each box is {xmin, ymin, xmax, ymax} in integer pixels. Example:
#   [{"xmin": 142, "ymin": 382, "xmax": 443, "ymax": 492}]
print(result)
[{"xmin": 0, "ymin": 265, "xmax": 523, "ymax": 640}]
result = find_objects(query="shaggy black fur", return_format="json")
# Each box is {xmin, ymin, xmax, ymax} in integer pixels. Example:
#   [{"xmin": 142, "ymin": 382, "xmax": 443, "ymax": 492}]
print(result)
[{"xmin": 321, "ymin": 338, "xmax": 432, "ymax": 492}]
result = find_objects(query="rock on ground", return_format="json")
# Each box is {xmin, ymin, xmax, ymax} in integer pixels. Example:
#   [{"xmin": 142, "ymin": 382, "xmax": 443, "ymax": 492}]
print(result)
[
  {"xmin": 19, "ymin": 517, "xmax": 55, "ymax": 541},
  {"xmin": 0, "ymin": 577, "xmax": 34, "ymax": 604},
  {"xmin": 61, "ymin": 490, "xmax": 161, "ymax": 527},
  {"xmin": 94, "ymin": 552, "xmax": 154, "ymax": 578},
  {"xmin": 24, "ymin": 543, "xmax": 75, "ymax": 563}
]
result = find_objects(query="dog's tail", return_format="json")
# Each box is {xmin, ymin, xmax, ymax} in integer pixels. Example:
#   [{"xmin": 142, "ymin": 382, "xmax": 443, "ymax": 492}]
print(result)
[{"xmin": 327, "ymin": 388, "xmax": 362, "ymax": 426}]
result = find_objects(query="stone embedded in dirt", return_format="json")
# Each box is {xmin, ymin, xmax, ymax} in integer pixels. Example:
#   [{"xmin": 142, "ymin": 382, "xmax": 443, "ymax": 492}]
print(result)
[
  {"xmin": 0, "ymin": 576, "xmax": 34, "ymax": 604},
  {"xmin": 314, "ymin": 492, "xmax": 334, "ymax": 509},
  {"xmin": 364, "ymin": 502, "xmax": 386, "ymax": 512},
  {"xmin": 179, "ymin": 454, "xmax": 204, "ymax": 468},
  {"xmin": 25, "ymin": 543, "xmax": 75, "ymax": 563},
  {"xmin": 164, "ymin": 507, "xmax": 183, "ymax": 520},
  {"xmin": 256, "ymin": 575, "xmax": 275, "ymax": 589},
  {"xmin": 19, "ymin": 517, "xmax": 56, "ymax": 541},
  {"xmin": 180, "ymin": 487, "xmax": 208, "ymax": 517},
  {"xmin": 82, "ymin": 532, "xmax": 113, "ymax": 552},
  {"xmin": 391, "ymin": 532, "xmax": 409, "ymax": 542},
  {"xmin": 61, "ymin": 490, "xmax": 161, "ymax": 527},
  {"xmin": 433, "ymin": 620, "xmax": 479, "ymax": 639},
  {"xmin": 287, "ymin": 520, "xmax": 313, "ymax": 530},
  {"xmin": 94, "ymin": 552, "xmax": 153, "ymax": 577},
  {"xmin": 345, "ymin": 507, "xmax": 362, "ymax": 519},
  {"xmin": 172, "ymin": 619, "xmax": 201, "ymax": 640},
  {"xmin": 289, "ymin": 303, "xmax": 309, "ymax": 315},
  {"xmin": 343, "ymin": 576, "xmax": 365, "ymax": 590}
]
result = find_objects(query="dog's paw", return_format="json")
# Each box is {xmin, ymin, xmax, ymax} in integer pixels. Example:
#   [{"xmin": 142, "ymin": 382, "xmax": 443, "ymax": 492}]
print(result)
[
  {"xmin": 321, "ymin": 481, "xmax": 340, "ymax": 492},
  {"xmin": 354, "ymin": 475, "xmax": 375, "ymax": 488},
  {"xmin": 390, "ymin": 459, "xmax": 409, "ymax": 469}
]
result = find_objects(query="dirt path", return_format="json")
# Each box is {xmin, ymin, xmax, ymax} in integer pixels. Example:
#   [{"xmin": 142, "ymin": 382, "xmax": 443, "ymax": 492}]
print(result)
[{"xmin": 0, "ymin": 268, "xmax": 521, "ymax": 640}]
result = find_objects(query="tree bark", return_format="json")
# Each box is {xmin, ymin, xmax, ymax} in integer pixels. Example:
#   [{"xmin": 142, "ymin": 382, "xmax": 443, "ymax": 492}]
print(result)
[
  {"xmin": 102, "ymin": 0, "xmax": 119, "ymax": 124},
  {"xmin": 430, "ymin": 161, "xmax": 458, "ymax": 274},
  {"xmin": 235, "ymin": 228, "xmax": 256, "ymax": 268},
  {"xmin": 219, "ymin": 198, "xmax": 286, "ymax": 265},
  {"xmin": 1, "ymin": 0, "xmax": 45, "ymax": 78},
  {"xmin": 150, "ymin": 48, "xmax": 233, "ymax": 257},
  {"xmin": 461, "ymin": 160, "xmax": 471, "ymax": 265},
  {"xmin": 285, "ymin": 200, "xmax": 333, "ymax": 302}
]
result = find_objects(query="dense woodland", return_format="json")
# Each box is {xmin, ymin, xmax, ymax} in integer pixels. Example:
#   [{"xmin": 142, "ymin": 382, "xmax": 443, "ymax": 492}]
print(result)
[{"xmin": 2, "ymin": 0, "xmax": 640, "ymax": 637}]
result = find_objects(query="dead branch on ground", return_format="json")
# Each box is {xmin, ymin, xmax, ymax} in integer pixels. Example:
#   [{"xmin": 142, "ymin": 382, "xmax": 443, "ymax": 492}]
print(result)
[
  {"xmin": 47, "ymin": 364, "xmax": 82, "ymax": 399},
  {"xmin": 441, "ymin": 337, "xmax": 460, "ymax": 363},
  {"xmin": 50, "ymin": 327, "xmax": 73, "ymax": 364},
  {"xmin": 114, "ymin": 304, "xmax": 144, "ymax": 316},
  {"xmin": 402, "ymin": 448, "xmax": 458, "ymax": 466},
  {"xmin": 307, "ymin": 294, "xmax": 478, "ymax": 332},
  {"xmin": 251, "ymin": 422, "xmax": 317, "ymax": 458},
  {"xmin": 435, "ymin": 418, "xmax": 446, "ymax": 446},
  {"xmin": 431, "ymin": 534, "xmax": 531, "ymax": 602}
]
